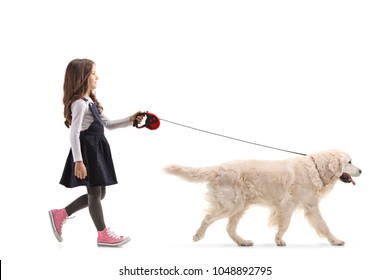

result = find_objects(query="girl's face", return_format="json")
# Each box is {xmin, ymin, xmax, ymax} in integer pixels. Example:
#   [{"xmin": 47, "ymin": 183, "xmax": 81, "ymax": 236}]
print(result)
[{"xmin": 87, "ymin": 64, "xmax": 98, "ymax": 92}]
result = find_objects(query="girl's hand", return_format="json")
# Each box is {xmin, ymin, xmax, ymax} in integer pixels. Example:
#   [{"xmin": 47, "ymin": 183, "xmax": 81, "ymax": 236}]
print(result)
[
  {"xmin": 75, "ymin": 161, "xmax": 87, "ymax": 179},
  {"xmin": 130, "ymin": 111, "xmax": 145, "ymax": 124}
]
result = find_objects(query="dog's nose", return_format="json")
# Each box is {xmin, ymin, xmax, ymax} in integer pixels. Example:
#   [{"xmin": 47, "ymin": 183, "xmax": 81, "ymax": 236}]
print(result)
[{"xmin": 359, "ymin": 169, "xmax": 362, "ymax": 174}]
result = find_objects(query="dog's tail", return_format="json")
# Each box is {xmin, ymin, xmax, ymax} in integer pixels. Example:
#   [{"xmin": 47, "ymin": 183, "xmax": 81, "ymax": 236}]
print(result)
[{"xmin": 163, "ymin": 165, "xmax": 219, "ymax": 183}]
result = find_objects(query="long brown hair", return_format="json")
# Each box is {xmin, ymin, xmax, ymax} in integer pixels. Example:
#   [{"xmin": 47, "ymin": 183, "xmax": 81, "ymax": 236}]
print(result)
[{"xmin": 63, "ymin": 58, "xmax": 103, "ymax": 128}]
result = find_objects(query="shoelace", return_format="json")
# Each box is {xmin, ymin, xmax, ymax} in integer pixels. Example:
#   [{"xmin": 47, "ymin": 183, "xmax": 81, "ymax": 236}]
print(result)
[
  {"xmin": 106, "ymin": 228, "xmax": 122, "ymax": 239},
  {"xmin": 60, "ymin": 216, "xmax": 74, "ymax": 228}
]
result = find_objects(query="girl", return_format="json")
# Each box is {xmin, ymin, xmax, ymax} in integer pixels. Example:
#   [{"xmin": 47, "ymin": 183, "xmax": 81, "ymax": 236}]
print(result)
[{"xmin": 49, "ymin": 58, "xmax": 144, "ymax": 247}]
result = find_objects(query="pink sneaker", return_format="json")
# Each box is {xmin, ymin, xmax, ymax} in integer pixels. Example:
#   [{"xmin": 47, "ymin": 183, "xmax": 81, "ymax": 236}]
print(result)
[
  {"xmin": 97, "ymin": 227, "xmax": 130, "ymax": 247},
  {"xmin": 48, "ymin": 209, "xmax": 68, "ymax": 242}
]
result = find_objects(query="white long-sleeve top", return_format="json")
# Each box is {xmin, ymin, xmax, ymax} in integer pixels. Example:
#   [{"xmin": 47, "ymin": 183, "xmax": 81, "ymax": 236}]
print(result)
[{"xmin": 70, "ymin": 98, "xmax": 131, "ymax": 162}]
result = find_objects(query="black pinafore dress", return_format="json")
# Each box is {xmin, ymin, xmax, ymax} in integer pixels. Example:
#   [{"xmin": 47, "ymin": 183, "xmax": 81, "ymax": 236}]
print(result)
[{"xmin": 60, "ymin": 100, "xmax": 118, "ymax": 188}]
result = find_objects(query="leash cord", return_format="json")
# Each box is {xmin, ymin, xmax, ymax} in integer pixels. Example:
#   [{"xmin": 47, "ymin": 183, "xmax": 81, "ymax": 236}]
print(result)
[{"xmin": 159, "ymin": 118, "xmax": 307, "ymax": 156}]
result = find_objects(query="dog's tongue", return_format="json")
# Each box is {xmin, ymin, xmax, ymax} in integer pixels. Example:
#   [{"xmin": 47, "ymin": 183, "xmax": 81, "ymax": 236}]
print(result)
[{"xmin": 340, "ymin": 173, "xmax": 355, "ymax": 185}]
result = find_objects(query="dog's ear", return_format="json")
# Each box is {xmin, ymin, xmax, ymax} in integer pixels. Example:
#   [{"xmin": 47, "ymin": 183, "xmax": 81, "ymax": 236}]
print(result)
[
  {"xmin": 306, "ymin": 161, "xmax": 324, "ymax": 189},
  {"xmin": 328, "ymin": 157, "xmax": 342, "ymax": 177}
]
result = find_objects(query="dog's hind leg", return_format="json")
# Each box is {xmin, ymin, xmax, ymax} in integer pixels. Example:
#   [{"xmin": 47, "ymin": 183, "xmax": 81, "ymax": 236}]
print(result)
[
  {"xmin": 303, "ymin": 204, "xmax": 344, "ymax": 246},
  {"xmin": 193, "ymin": 217, "xmax": 211, "ymax": 242},
  {"xmin": 226, "ymin": 209, "xmax": 253, "ymax": 246},
  {"xmin": 193, "ymin": 209, "xmax": 231, "ymax": 242},
  {"xmin": 193, "ymin": 202, "xmax": 238, "ymax": 242},
  {"xmin": 193, "ymin": 211, "xmax": 227, "ymax": 242}
]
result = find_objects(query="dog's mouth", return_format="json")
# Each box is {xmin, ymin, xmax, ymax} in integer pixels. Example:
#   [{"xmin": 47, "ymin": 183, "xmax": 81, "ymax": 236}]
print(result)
[{"xmin": 339, "ymin": 173, "xmax": 355, "ymax": 185}]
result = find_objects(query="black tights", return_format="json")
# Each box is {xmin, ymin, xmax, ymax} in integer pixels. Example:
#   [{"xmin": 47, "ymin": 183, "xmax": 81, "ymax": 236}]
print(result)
[{"xmin": 65, "ymin": 186, "xmax": 106, "ymax": 231}]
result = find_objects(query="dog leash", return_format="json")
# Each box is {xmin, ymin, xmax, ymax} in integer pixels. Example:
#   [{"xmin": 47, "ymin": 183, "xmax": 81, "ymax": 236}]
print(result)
[{"xmin": 133, "ymin": 112, "xmax": 307, "ymax": 156}]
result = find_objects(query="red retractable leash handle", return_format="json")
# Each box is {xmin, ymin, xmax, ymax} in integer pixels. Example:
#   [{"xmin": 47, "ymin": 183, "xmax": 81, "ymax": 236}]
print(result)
[{"xmin": 132, "ymin": 111, "xmax": 160, "ymax": 130}]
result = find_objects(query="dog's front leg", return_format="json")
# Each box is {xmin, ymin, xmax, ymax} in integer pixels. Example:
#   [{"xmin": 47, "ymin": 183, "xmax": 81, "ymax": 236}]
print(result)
[
  {"xmin": 272, "ymin": 206, "xmax": 294, "ymax": 246},
  {"xmin": 303, "ymin": 205, "xmax": 344, "ymax": 246}
]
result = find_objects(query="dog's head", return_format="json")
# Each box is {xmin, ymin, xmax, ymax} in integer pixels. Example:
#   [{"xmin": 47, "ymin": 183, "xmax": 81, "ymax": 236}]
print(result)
[{"xmin": 310, "ymin": 150, "xmax": 362, "ymax": 187}]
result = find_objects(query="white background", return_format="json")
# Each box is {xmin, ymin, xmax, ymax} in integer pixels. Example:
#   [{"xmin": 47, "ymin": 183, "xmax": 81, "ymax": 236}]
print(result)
[{"xmin": 1, "ymin": 0, "xmax": 389, "ymax": 279}]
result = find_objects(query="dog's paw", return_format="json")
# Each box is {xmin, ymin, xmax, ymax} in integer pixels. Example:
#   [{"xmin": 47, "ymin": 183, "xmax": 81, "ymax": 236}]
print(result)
[
  {"xmin": 193, "ymin": 234, "xmax": 203, "ymax": 242},
  {"xmin": 237, "ymin": 240, "xmax": 254, "ymax": 247},
  {"xmin": 330, "ymin": 239, "xmax": 345, "ymax": 246},
  {"xmin": 275, "ymin": 237, "xmax": 286, "ymax": 246}
]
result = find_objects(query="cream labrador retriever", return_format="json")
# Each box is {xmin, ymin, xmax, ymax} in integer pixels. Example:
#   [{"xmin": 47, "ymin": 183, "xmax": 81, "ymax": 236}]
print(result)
[{"xmin": 164, "ymin": 150, "xmax": 362, "ymax": 246}]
